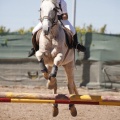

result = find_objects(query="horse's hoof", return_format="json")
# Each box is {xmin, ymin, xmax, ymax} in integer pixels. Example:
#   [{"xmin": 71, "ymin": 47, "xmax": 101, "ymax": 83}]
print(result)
[
  {"xmin": 69, "ymin": 105, "xmax": 77, "ymax": 117},
  {"xmin": 52, "ymin": 106, "xmax": 59, "ymax": 117},
  {"xmin": 46, "ymin": 77, "xmax": 57, "ymax": 89}
]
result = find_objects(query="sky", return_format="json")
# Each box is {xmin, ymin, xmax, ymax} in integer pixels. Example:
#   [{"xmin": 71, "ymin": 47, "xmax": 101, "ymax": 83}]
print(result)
[{"xmin": 0, "ymin": 0, "xmax": 120, "ymax": 34}]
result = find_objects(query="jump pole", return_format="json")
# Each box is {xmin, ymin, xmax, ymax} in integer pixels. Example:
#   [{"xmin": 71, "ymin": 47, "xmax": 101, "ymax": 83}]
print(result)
[{"xmin": 0, "ymin": 92, "xmax": 120, "ymax": 106}]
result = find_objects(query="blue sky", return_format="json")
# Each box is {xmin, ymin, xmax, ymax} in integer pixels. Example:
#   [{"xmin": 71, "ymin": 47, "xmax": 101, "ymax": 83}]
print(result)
[{"xmin": 0, "ymin": 0, "xmax": 120, "ymax": 34}]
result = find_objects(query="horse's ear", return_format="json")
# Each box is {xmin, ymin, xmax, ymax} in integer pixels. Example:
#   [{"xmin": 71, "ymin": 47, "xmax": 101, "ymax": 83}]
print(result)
[
  {"xmin": 51, "ymin": 0, "xmax": 57, "ymax": 4},
  {"xmin": 41, "ymin": 0, "xmax": 57, "ymax": 4}
]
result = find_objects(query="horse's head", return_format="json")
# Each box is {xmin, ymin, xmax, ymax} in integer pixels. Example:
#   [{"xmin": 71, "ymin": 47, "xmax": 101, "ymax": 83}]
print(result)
[{"xmin": 40, "ymin": 0, "xmax": 58, "ymax": 35}]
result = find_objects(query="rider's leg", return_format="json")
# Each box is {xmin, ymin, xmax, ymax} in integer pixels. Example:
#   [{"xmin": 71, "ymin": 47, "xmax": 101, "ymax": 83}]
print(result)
[
  {"xmin": 73, "ymin": 33, "xmax": 86, "ymax": 52},
  {"xmin": 28, "ymin": 47, "xmax": 35, "ymax": 57},
  {"xmin": 28, "ymin": 22, "xmax": 42, "ymax": 57},
  {"xmin": 61, "ymin": 20, "xmax": 86, "ymax": 52}
]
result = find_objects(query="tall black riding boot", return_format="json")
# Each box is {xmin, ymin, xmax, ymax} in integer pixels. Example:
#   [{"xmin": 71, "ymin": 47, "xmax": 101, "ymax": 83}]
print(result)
[
  {"xmin": 28, "ymin": 32, "xmax": 39, "ymax": 57},
  {"xmin": 28, "ymin": 48, "xmax": 35, "ymax": 57},
  {"xmin": 73, "ymin": 33, "xmax": 86, "ymax": 52}
]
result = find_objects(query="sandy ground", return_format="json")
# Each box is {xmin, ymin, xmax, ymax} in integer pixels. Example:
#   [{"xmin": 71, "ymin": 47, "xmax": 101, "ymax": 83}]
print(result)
[
  {"xmin": 0, "ymin": 62, "xmax": 120, "ymax": 120},
  {"xmin": 0, "ymin": 86, "xmax": 120, "ymax": 120}
]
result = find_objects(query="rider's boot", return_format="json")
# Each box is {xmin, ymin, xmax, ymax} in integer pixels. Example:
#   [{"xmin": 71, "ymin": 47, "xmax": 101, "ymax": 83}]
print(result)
[
  {"xmin": 28, "ymin": 32, "xmax": 38, "ymax": 57},
  {"xmin": 28, "ymin": 47, "xmax": 35, "ymax": 57},
  {"xmin": 73, "ymin": 33, "xmax": 86, "ymax": 52}
]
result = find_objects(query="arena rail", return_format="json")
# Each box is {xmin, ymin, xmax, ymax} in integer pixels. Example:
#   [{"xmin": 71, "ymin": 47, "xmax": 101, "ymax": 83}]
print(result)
[{"xmin": 0, "ymin": 92, "xmax": 120, "ymax": 106}]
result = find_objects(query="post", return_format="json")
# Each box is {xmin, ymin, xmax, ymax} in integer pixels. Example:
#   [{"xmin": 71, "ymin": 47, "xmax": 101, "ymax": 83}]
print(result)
[
  {"xmin": 72, "ymin": 0, "xmax": 76, "ymax": 27},
  {"xmin": 72, "ymin": 0, "xmax": 79, "ymax": 61}
]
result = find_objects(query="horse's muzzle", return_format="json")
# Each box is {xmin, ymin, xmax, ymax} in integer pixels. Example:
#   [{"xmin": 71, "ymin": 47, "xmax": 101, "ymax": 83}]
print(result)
[
  {"xmin": 43, "ymin": 28, "xmax": 50, "ymax": 35},
  {"xmin": 42, "ymin": 19, "xmax": 51, "ymax": 35}
]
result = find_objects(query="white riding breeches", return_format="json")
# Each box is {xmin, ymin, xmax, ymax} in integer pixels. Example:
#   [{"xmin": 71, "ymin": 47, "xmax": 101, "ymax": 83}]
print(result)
[
  {"xmin": 32, "ymin": 22, "xmax": 42, "ymax": 35},
  {"xmin": 61, "ymin": 20, "xmax": 76, "ymax": 35},
  {"xmin": 32, "ymin": 20, "xmax": 76, "ymax": 35}
]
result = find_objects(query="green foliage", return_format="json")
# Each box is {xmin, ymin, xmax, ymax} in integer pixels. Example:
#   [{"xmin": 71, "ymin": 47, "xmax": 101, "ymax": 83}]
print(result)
[
  {"xmin": 100, "ymin": 24, "xmax": 107, "ymax": 34},
  {"xmin": 0, "ymin": 24, "xmax": 107, "ymax": 35},
  {"xmin": 17, "ymin": 28, "xmax": 25, "ymax": 34},
  {"xmin": 87, "ymin": 24, "xmax": 93, "ymax": 33},
  {"xmin": 26, "ymin": 27, "xmax": 34, "ymax": 33},
  {"xmin": 16, "ymin": 27, "xmax": 34, "ymax": 34},
  {"xmin": 0, "ymin": 26, "xmax": 10, "ymax": 34},
  {"xmin": 76, "ymin": 24, "xmax": 107, "ymax": 34},
  {"xmin": 76, "ymin": 24, "xmax": 107, "ymax": 43}
]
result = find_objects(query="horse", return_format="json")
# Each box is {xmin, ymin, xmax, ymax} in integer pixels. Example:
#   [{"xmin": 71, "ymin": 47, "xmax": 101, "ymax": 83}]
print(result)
[{"xmin": 34, "ymin": 0, "xmax": 79, "ymax": 117}]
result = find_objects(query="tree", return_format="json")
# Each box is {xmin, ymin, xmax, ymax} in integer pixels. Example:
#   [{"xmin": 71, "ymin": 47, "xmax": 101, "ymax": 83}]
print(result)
[
  {"xmin": 86, "ymin": 24, "xmax": 93, "ymax": 33},
  {"xmin": 26, "ymin": 27, "xmax": 34, "ymax": 33},
  {"xmin": 100, "ymin": 24, "xmax": 107, "ymax": 33},
  {"xmin": 17, "ymin": 28, "xmax": 25, "ymax": 34},
  {"xmin": 0, "ymin": 26, "xmax": 10, "ymax": 34}
]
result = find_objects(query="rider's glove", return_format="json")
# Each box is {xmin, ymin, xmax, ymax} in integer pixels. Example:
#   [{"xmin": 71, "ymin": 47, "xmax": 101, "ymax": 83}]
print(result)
[{"xmin": 57, "ymin": 14, "xmax": 63, "ymax": 20}]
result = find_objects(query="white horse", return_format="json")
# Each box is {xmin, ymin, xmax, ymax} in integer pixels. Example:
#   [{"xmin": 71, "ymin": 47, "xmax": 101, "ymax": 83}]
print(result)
[{"xmin": 35, "ymin": 0, "xmax": 79, "ymax": 117}]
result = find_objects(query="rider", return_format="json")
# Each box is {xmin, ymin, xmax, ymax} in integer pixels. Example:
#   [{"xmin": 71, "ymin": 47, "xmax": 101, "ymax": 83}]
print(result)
[{"xmin": 28, "ymin": 0, "xmax": 86, "ymax": 57}]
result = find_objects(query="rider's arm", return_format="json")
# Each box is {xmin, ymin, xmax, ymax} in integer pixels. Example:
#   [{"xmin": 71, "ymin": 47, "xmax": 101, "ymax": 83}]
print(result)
[{"xmin": 61, "ymin": 0, "xmax": 68, "ymax": 20}]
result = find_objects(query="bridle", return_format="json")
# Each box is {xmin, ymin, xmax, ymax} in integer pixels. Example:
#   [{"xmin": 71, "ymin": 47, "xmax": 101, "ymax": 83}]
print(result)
[{"xmin": 40, "ymin": 3, "xmax": 58, "ymax": 27}]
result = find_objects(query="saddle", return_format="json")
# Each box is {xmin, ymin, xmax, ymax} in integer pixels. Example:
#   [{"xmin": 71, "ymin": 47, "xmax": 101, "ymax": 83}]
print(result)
[
  {"xmin": 32, "ymin": 29, "xmax": 41, "ymax": 51},
  {"xmin": 62, "ymin": 27, "xmax": 73, "ymax": 49},
  {"xmin": 32, "ymin": 28, "xmax": 73, "ymax": 51}
]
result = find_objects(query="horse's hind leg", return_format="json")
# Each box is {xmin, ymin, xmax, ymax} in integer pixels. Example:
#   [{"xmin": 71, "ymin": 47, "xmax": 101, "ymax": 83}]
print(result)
[
  {"xmin": 63, "ymin": 61, "xmax": 78, "ymax": 117},
  {"xmin": 52, "ymin": 81, "xmax": 59, "ymax": 117},
  {"xmin": 63, "ymin": 61, "xmax": 78, "ymax": 95}
]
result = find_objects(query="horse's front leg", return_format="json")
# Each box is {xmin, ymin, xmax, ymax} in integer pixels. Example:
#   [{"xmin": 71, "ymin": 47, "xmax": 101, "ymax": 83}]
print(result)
[
  {"xmin": 52, "ymin": 78, "xmax": 59, "ymax": 117},
  {"xmin": 35, "ymin": 51, "xmax": 48, "ymax": 75},
  {"xmin": 47, "ymin": 53, "xmax": 63, "ymax": 89},
  {"xmin": 50, "ymin": 53, "xmax": 63, "ymax": 77},
  {"xmin": 45, "ymin": 65, "xmax": 58, "ymax": 117}
]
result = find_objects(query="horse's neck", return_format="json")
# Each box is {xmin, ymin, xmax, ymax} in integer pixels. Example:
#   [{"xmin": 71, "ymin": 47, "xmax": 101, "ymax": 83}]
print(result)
[{"xmin": 50, "ymin": 22, "xmax": 61, "ymax": 38}]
